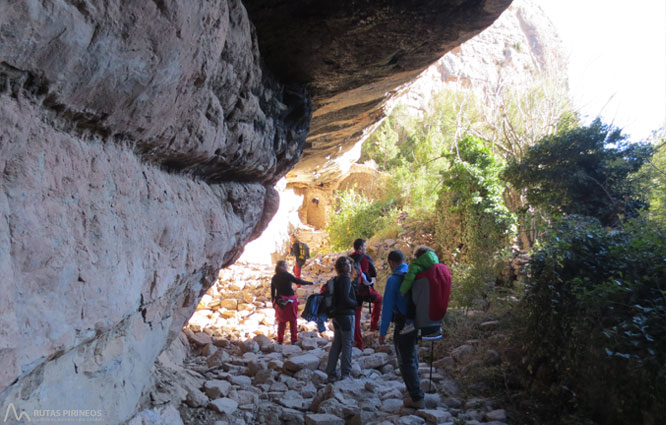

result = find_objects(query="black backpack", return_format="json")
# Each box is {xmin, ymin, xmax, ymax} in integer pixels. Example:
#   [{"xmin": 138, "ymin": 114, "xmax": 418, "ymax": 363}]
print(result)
[
  {"xmin": 349, "ymin": 253, "xmax": 377, "ymax": 279},
  {"xmin": 349, "ymin": 253, "xmax": 378, "ymax": 306},
  {"xmin": 317, "ymin": 277, "xmax": 336, "ymax": 317},
  {"xmin": 297, "ymin": 242, "xmax": 310, "ymax": 261}
]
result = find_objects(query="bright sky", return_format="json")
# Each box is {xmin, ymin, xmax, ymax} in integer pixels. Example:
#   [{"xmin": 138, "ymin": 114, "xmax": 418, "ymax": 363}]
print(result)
[{"xmin": 539, "ymin": 0, "xmax": 666, "ymax": 142}]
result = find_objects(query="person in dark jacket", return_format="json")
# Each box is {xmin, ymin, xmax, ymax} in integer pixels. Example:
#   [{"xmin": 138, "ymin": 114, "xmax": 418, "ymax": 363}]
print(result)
[
  {"xmin": 289, "ymin": 235, "xmax": 309, "ymax": 280},
  {"xmin": 325, "ymin": 256, "xmax": 358, "ymax": 381},
  {"xmin": 271, "ymin": 260, "xmax": 314, "ymax": 344}
]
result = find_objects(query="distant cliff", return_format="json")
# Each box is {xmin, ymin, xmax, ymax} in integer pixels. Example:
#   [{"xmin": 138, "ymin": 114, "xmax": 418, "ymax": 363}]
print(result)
[{"xmin": 285, "ymin": 0, "xmax": 567, "ymax": 231}]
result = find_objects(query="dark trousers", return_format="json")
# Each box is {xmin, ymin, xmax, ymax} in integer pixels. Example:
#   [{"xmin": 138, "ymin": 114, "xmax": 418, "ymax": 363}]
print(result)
[
  {"xmin": 393, "ymin": 314, "xmax": 424, "ymax": 402},
  {"xmin": 326, "ymin": 315, "xmax": 355, "ymax": 378}
]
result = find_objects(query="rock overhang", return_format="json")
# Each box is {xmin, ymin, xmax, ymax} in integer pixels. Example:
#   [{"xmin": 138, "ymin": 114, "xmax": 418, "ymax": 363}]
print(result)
[{"xmin": 243, "ymin": 0, "xmax": 514, "ymax": 184}]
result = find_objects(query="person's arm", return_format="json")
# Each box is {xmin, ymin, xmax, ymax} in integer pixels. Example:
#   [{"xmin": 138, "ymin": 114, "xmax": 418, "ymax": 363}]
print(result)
[
  {"xmin": 379, "ymin": 275, "xmax": 397, "ymax": 339},
  {"xmin": 359, "ymin": 272, "xmax": 372, "ymax": 287},
  {"xmin": 360, "ymin": 256, "xmax": 376, "ymax": 285},
  {"xmin": 289, "ymin": 273, "xmax": 313, "ymax": 286},
  {"xmin": 271, "ymin": 276, "xmax": 277, "ymax": 302},
  {"xmin": 399, "ymin": 263, "xmax": 423, "ymax": 295},
  {"xmin": 360, "ymin": 256, "xmax": 370, "ymax": 275}
]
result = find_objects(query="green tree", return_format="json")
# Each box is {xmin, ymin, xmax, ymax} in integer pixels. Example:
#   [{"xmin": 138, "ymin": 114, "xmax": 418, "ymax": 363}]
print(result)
[
  {"xmin": 516, "ymin": 216, "xmax": 666, "ymax": 425},
  {"xmin": 326, "ymin": 189, "xmax": 396, "ymax": 251},
  {"xmin": 434, "ymin": 137, "xmax": 516, "ymax": 307},
  {"xmin": 504, "ymin": 119, "xmax": 653, "ymax": 227},
  {"xmin": 639, "ymin": 130, "xmax": 666, "ymax": 224}
]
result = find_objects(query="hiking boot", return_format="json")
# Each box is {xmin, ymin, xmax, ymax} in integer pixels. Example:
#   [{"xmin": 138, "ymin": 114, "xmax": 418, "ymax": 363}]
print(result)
[
  {"xmin": 399, "ymin": 322, "xmax": 416, "ymax": 335},
  {"xmin": 403, "ymin": 397, "xmax": 425, "ymax": 409},
  {"xmin": 326, "ymin": 374, "xmax": 339, "ymax": 384}
]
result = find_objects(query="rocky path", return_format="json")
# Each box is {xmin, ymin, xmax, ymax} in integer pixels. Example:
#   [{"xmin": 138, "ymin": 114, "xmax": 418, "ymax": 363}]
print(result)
[{"xmin": 138, "ymin": 254, "xmax": 510, "ymax": 425}]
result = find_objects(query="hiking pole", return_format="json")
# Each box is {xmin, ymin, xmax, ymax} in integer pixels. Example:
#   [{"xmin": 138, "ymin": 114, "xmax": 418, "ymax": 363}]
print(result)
[
  {"xmin": 429, "ymin": 339, "xmax": 434, "ymax": 393},
  {"xmin": 422, "ymin": 328, "xmax": 443, "ymax": 393}
]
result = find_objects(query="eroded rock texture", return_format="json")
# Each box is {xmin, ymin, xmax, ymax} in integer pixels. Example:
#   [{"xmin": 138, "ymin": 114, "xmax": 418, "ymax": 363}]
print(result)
[
  {"xmin": 0, "ymin": 0, "xmax": 511, "ymax": 423},
  {"xmin": 1, "ymin": 0, "xmax": 307, "ymax": 422}
]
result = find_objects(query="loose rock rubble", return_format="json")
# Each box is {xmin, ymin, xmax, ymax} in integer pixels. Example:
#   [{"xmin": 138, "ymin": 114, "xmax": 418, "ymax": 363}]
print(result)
[{"xmin": 130, "ymin": 254, "xmax": 512, "ymax": 425}]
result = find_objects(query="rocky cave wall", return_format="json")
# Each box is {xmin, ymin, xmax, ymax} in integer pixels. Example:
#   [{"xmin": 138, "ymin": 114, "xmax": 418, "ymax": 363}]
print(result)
[
  {"xmin": 0, "ymin": 1, "xmax": 309, "ymax": 422},
  {"xmin": 0, "ymin": 0, "xmax": 512, "ymax": 423}
]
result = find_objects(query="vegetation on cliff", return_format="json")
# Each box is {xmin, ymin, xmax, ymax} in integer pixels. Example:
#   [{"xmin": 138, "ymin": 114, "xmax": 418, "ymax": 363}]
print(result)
[{"xmin": 326, "ymin": 83, "xmax": 665, "ymax": 424}]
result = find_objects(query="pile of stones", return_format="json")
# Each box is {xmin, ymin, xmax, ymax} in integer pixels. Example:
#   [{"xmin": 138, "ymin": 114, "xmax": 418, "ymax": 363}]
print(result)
[{"xmin": 132, "ymin": 256, "xmax": 511, "ymax": 425}]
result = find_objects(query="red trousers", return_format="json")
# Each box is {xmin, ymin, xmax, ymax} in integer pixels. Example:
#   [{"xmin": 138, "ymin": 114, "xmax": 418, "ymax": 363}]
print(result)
[
  {"xmin": 275, "ymin": 295, "xmax": 299, "ymax": 344},
  {"xmin": 277, "ymin": 319, "xmax": 298, "ymax": 344},
  {"xmin": 293, "ymin": 264, "xmax": 302, "ymax": 287},
  {"xmin": 353, "ymin": 288, "xmax": 382, "ymax": 349}
]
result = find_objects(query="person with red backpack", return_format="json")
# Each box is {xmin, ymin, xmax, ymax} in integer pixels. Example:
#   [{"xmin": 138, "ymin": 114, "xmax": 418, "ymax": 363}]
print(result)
[
  {"xmin": 349, "ymin": 238, "xmax": 383, "ymax": 349},
  {"xmin": 399, "ymin": 246, "xmax": 452, "ymax": 336}
]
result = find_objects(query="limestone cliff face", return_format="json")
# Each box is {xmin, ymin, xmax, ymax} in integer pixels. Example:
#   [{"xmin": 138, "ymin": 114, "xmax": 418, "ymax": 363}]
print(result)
[
  {"xmin": 0, "ymin": 0, "xmax": 308, "ymax": 422},
  {"xmin": 401, "ymin": 0, "xmax": 567, "ymax": 111},
  {"xmin": 0, "ymin": 0, "xmax": 511, "ymax": 422}
]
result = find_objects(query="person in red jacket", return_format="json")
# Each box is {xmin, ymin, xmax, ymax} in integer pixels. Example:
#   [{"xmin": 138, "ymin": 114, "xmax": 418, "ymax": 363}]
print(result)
[{"xmin": 349, "ymin": 238, "xmax": 382, "ymax": 349}]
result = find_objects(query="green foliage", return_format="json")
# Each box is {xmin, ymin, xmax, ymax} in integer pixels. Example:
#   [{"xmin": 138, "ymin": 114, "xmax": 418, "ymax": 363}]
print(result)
[
  {"xmin": 362, "ymin": 113, "xmax": 402, "ymax": 170},
  {"xmin": 434, "ymin": 137, "xmax": 516, "ymax": 307},
  {"xmin": 638, "ymin": 132, "xmax": 666, "ymax": 224},
  {"xmin": 326, "ymin": 189, "xmax": 397, "ymax": 251},
  {"xmin": 386, "ymin": 163, "xmax": 443, "ymax": 218},
  {"xmin": 517, "ymin": 216, "xmax": 666, "ymax": 425},
  {"xmin": 505, "ymin": 119, "xmax": 654, "ymax": 226}
]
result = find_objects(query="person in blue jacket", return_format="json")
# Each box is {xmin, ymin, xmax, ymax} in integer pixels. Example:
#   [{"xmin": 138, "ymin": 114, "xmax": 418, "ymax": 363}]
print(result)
[{"xmin": 378, "ymin": 250, "xmax": 425, "ymax": 409}]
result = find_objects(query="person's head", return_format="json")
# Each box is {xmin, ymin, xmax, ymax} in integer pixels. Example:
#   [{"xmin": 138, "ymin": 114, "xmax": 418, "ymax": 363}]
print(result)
[
  {"xmin": 290, "ymin": 234, "xmax": 297, "ymax": 243},
  {"xmin": 353, "ymin": 238, "xmax": 366, "ymax": 253},
  {"xmin": 413, "ymin": 245, "xmax": 434, "ymax": 260},
  {"xmin": 387, "ymin": 250, "xmax": 405, "ymax": 271},
  {"xmin": 334, "ymin": 256, "xmax": 352, "ymax": 276},
  {"xmin": 349, "ymin": 256, "xmax": 362, "ymax": 277},
  {"xmin": 275, "ymin": 260, "xmax": 288, "ymax": 273}
]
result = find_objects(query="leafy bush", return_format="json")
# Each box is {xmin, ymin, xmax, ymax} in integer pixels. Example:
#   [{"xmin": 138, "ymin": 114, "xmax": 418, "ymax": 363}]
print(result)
[
  {"xmin": 327, "ymin": 189, "xmax": 397, "ymax": 251},
  {"xmin": 517, "ymin": 216, "xmax": 666, "ymax": 425},
  {"xmin": 434, "ymin": 137, "xmax": 516, "ymax": 307},
  {"xmin": 505, "ymin": 120, "xmax": 653, "ymax": 226},
  {"xmin": 638, "ymin": 133, "xmax": 666, "ymax": 224}
]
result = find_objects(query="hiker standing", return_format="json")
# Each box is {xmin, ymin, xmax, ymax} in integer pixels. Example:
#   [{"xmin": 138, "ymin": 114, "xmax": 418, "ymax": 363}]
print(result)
[
  {"xmin": 289, "ymin": 235, "xmax": 310, "ymax": 280},
  {"xmin": 325, "ymin": 256, "xmax": 358, "ymax": 382},
  {"xmin": 349, "ymin": 238, "xmax": 382, "ymax": 349},
  {"xmin": 378, "ymin": 250, "xmax": 425, "ymax": 409},
  {"xmin": 399, "ymin": 246, "xmax": 452, "ymax": 335},
  {"xmin": 271, "ymin": 260, "xmax": 314, "ymax": 344}
]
